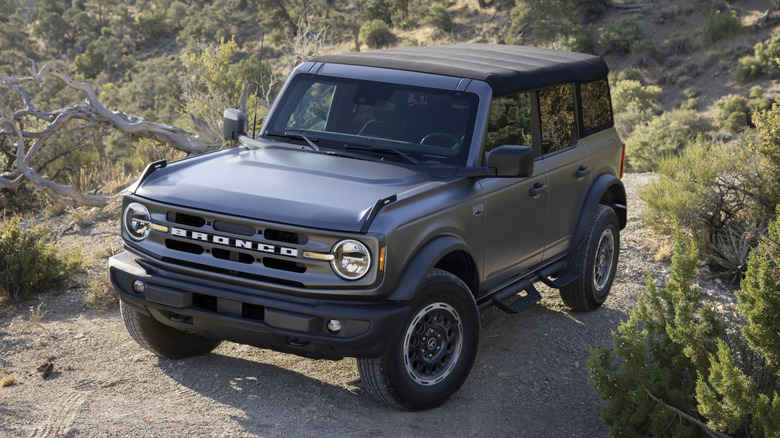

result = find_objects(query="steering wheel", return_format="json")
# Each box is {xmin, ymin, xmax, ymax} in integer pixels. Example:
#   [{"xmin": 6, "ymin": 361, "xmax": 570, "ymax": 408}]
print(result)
[{"xmin": 420, "ymin": 133, "xmax": 461, "ymax": 149}]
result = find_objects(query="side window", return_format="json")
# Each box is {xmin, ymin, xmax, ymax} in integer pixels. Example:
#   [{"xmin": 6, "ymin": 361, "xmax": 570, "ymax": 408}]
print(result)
[
  {"xmin": 580, "ymin": 79, "xmax": 613, "ymax": 133},
  {"xmin": 485, "ymin": 92, "xmax": 533, "ymax": 153},
  {"xmin": 539, "ymin": 84, "xmax": 575, "ymax": 155}
]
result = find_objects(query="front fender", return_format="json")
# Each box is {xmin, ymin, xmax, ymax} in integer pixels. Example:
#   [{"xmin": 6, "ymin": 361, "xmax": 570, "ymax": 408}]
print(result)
[{"xmin": 388, "ymin": 235, "xmax": 474, "ymax": 302}]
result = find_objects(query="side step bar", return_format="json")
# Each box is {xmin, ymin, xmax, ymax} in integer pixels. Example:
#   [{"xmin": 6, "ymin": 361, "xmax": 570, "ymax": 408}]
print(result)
[
  {"xmin": 487, "ymin": 259, "xmax": 580, "ymax": 315},
  {"xmin": 490, "ymin": 280, "xmax": 542, "ymax": 314}
]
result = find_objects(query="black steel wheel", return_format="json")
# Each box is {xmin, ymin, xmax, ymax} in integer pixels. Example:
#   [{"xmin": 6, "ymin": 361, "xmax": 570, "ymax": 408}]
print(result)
[
  {"xmin": 120, "ymin": 301, "xmax": 222, "ymax": 359},
  {"xmin": 357, "ymin": 269, "xmax": 479, "ymax": 411},
  {"xmin": 560, "ymin": 204, "xmax": 620, "ymax": 311}
]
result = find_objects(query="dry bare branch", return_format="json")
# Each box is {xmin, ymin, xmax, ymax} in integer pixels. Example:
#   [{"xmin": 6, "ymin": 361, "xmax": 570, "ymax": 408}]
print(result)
[{"xmin": 0, "ymin": 62, "xmax": 215, "ymax": 208}]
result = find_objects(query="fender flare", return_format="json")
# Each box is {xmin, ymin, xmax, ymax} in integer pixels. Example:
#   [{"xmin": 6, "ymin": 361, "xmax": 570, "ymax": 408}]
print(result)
[
  {"xmin": 387, "ymin": 235, "xmax": 475, "ymax": 302},
  {"xmin": 571, "ymin": 174, "xmax": 626, "ymax": 252}
]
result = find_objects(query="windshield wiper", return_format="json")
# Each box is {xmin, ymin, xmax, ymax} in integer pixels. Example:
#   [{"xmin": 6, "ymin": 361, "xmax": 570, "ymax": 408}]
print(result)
[
  {"xmin": 344, "ymin": 144, "xmax": 419, "ymax": 165},
  {"xmin": 266, "ymin": 131, "xmax": 319, "ymax": 151}
]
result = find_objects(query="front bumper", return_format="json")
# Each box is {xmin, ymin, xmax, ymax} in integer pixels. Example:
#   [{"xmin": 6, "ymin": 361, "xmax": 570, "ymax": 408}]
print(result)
[{"xmin": 109, "ymin": 251, "xmax": 408, "ymax": 360}]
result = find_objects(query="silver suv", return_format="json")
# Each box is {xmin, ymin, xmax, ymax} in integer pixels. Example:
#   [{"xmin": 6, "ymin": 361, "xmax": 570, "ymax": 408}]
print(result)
[{"xmin": 110, "ymin": 43, "xmax": 626, "ymax": 410}]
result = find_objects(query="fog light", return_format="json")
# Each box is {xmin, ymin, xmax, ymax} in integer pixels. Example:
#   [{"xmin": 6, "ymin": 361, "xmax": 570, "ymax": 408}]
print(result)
[
  {"xmin": 327, "ymin": 319, "xmax": 342, "ymax": 334},
  {"xmin": 132, "ymin": 280, "xmax": 145, "ymax": 294}
]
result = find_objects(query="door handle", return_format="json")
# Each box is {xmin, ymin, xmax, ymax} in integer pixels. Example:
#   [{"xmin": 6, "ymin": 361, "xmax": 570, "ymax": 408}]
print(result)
[
  {"xmin": 575, "ymin": 166, "xmax": 591, "ymax": 180},
  {"xmin": 529, "ymin": 183, "xmax": 548, "ymax": 199}
]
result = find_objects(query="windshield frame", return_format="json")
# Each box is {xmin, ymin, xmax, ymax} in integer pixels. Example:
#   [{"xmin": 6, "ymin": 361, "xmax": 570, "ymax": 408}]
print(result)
[{"xmin": 263, "ymin": 69, "xmax": 482, "ymax": 167}]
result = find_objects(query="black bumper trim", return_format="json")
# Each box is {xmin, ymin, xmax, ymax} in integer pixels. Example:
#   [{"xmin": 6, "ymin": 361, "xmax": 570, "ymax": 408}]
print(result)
[{"xmin": 110, "ymin": 251, "xmax": 407, "ymax": 360}]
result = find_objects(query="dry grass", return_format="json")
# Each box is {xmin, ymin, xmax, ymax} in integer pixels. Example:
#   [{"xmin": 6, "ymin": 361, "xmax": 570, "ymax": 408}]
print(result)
[
  {"xmin": 81, "ymin": 272, "xmax": 118, "ymax": 312},
  {"xmin": 653, "ymin": 238, "xmax": 675, "ymax": 263},
  {"xmin": 0, "ymin": 375, "xmax": 18, "ymax": 387}
]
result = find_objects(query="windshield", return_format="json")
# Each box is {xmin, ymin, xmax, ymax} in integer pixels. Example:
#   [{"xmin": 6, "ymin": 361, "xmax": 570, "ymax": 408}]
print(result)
[{"xmin": 265, "ymin": 74, "xmax": 479, "ymax": 166}]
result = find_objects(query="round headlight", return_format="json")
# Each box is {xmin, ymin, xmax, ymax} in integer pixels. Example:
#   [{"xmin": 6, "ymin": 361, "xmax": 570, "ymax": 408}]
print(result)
[
  {"xmin": 331, "ymin": 239, "xmax": 371, "ymax": 280},
  {"xmin": 124, "ymin": 202, "xmax": 151, "ymax": 241}
]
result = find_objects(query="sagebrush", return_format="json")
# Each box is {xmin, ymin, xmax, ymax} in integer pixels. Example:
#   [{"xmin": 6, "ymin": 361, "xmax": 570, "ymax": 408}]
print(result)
[{"xmin": 0, "ymin": 217, "xmax": 82, "ymax": 302}]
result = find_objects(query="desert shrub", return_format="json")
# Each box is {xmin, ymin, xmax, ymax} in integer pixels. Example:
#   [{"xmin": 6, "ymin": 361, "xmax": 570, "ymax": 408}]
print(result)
[
  {"xmin": 639, "ymin": 139, "xmax": 730, "ymax": 240},
  {"xmin": 590, "ymin": 224, "xmax": 780, "ymax": 436},
  {"xmin": 0, "ymin": 186, "xmax": 47, "ymax": 218},
  {"xmin": 735, "ymin": 206, "xmax": 780, "ymax": 369},
  {"xmin": 66, "ymin": 163, "xmax": 132, "ymax": 195},
  {"xmin": 736, "ymin": 35, "xmax": 780, "ymax": 82},
  {"xmin": 551, "ymin": 25, "xmax": 593, "ymax": 54},
  {"xmin": 0, "ymin": 217, "xmax": 82, "ymax": 302},
  {"xmin": 423, "ymin": 5, "xmax": 453, "ymax": 33},
  {"xmin": 588, "ymin": 233, "xmax": 724, "ymax": 436},
  {"xmin": 610, "ymin": 68, "xmax": 645, "ymax": 83},
  {"xmin": 599, "ymin": 17, "xmax": 643, "ymax": 53},
  {"xmin": 715, "ymin": 94, "xmax": 750, "ymax": 133},
  {"xmin": 363, "ymin": 0, "xmax": 392, "ymax": 24},
  {"xmin": 611, "ymin": 79, "xmax": 661, "ymax": 138},
  {"xmin": 696, "ymin": 208, "xmax": 780, "ymax": 436},
  {"xmin": 360, "ymin": 19, "xmax": 395, "ymax": 49},
  {"xmin": 703, "ymin": 9, "xmax": 740, "ymax": 43},
  {"xmin": 627, "ymin": 107, "xmax": 708, "ymax": 172},
  {"xmin": 751, "ymin": 103, "xmax": 780, "ymax": 171},
  {"xmin": 580, "ymin": 0, "xmax": 611, "ymax": 18},
  {"xmin": 639, "ymin": 137, "xmax": 774, "ymax": 280},
  {"xmin": 134, "ymin": 138, "xmax": 188, "ymax": 171}
]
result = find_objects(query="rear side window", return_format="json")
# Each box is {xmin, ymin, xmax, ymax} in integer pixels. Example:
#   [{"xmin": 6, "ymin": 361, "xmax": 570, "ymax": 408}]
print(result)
[
  {"xmin": 580, "ymin": 79, "xmax": 613, "ymax": 133},
  {"xmin": 485, "ymin": 92, "xmax": 533, "ymax": 153},
  {"xmin": 539, "ymin": 83, "xmax": 575, "ymax": 155}
]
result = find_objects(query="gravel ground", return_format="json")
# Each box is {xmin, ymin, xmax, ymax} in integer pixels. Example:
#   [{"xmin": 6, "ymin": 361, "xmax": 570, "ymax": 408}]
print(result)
[{"xmin": 0, "ymin": 172, "xmax": 738, "ymax": 437}]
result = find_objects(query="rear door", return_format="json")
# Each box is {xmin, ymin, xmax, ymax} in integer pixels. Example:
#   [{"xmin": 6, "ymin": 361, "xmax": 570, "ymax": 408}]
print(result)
[{"xmin": 538, "ymin": 83, "xmax": 592, "ymax": 259}]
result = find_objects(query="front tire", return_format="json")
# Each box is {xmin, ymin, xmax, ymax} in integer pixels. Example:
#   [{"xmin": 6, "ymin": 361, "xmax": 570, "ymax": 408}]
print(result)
[
  {"xmin": 357, "ymin": 269, "xmax": 479, "ymax": 411},
  {"xmin": 120, "ymin": 301, "xmax": 222, "ymax": 359},
  {"xmin": 560, "ymin": 204, "xmax": 620, "ymax": 311}
]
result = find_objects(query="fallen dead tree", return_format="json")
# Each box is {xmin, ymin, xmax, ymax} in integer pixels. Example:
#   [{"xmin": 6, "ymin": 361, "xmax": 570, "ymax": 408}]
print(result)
[{"xmin": 0, "ymin": 62, "xmax": 214, "ymax": 209}]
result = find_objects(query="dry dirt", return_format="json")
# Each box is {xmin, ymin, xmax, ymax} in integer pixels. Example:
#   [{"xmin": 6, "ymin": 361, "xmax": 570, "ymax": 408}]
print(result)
[{"xmin": 0, "ymin": 173, "xmax": 737, "ymax": 437}]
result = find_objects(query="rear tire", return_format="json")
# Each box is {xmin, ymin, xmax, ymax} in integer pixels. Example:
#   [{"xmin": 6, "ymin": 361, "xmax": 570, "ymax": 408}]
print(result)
[
  {"xmin": 120, "ymin": 301, "xmax": 222, "ymax": 359},
  {"xmin": 357, "ymin": 269, "xmax": 479, "ymax": 411},
  {"xmin": 560, "ymin": 204, "xmax": 619, "ymax": 311}
]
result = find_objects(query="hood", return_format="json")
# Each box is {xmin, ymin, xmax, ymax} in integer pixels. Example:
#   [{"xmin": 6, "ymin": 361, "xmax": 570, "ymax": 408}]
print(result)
[{"xmin": 134, "ymin": 146, "xmax": 444, "ymax": 232}]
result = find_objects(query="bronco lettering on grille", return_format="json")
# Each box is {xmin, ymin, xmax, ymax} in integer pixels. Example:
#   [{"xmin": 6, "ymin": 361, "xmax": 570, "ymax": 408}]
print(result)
[{"xmin": 169, "ymin": 226, "xmax": 299, "ymax": 257}]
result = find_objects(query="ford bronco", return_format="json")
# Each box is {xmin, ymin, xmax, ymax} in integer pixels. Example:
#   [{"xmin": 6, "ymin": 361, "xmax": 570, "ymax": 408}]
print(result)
[{"xmin": 110, "ymin": 43, "xmax": 626, "ymax": 411}]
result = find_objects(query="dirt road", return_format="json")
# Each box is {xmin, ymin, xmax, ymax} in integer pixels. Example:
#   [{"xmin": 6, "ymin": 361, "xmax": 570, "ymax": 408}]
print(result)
[{"xmin": 1, "ymin": 173, "xmax": 697, "ymax": 437}]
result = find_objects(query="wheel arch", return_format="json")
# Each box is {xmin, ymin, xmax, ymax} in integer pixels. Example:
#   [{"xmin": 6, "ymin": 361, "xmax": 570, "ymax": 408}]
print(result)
[
  {"xmin": 388, "ymin": 236, "xmax": 479, "ymax": 302},
  {"xmin": 572, "ymin": 174, "xmax": 626, "ymax": 253}
]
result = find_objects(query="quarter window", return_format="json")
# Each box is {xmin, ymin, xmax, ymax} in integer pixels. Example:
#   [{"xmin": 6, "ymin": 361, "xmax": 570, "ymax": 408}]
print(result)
[
  {"xmin": 485, "ymin": 92, "xmax": 533, "ymax": 153},
  {"xmin": 539, "ymin": 84, "xmax": 575, "ymax": 155},
  {"xmin": 580, "ymin": 79, "xmax": 613, "ymax": 133}
]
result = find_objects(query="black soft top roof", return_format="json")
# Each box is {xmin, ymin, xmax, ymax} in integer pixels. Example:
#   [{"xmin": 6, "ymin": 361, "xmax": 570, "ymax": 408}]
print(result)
[{"xmin": 311, "ymin": 43, "xmax": 609, "ymax": 96}]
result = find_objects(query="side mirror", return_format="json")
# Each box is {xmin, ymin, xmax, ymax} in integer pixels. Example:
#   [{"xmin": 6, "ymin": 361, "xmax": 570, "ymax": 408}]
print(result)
[
  {"xmin": 222, "ymin": 108, "xmax": 248, "ymax": 140},
  {"xmin": 486, "ymin": 145, "xmax": 534, "ymax": 178}
]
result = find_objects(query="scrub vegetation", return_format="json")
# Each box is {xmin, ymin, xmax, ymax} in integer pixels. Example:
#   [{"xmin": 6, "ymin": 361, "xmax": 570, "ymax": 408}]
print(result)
[{"xmin": 0, "ymin": 1, "xmax": 779, "ymax": 433}]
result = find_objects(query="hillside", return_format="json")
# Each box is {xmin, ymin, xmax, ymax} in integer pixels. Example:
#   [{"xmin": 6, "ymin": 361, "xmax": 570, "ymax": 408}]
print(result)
[{"xmin": 1, "ymin": 1, "xmax": 777, "ymax": 184}]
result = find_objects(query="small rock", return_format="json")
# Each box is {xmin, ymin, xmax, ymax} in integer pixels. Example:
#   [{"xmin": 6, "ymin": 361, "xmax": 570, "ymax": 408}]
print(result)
[{"xmin": 36, "ymin": 361, "xmax": 54, "ymax": 379}]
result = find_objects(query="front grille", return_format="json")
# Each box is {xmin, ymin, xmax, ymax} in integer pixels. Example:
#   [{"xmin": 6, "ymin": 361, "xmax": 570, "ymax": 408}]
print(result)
[
  {"xmin": 212, "ymin": 248, "xmax": 255, "ymax": 264},
  {"xmin": 265, "ymin": 228, "xmax": 307, "ymax": 244},
  {"xmin": 134, "ymin": 199, "xmax": 379, "ymax": 290},
  {"xmin": 213, "ymin": 220, "xmax": 256, "ymax": 236},
  {"xmin": 167, "ymin": 212, "xmax": 205, "ymax": 228},
  {"xmin": 165, "ymin": 239, "xmax": 204, "ymax": 255},
  {"xmin": 263, "ymin": 257, "xmax": 306, "ymax": 273},
  {"xmin": 160, "ymin": 256, "xmax": 305, "ymax": 288}
]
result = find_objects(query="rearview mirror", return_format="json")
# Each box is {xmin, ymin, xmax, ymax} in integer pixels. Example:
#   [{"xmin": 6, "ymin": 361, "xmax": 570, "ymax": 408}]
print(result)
[{"xmin": 486, "ymin": 145, "xmax": 534, "ymax": 178}]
